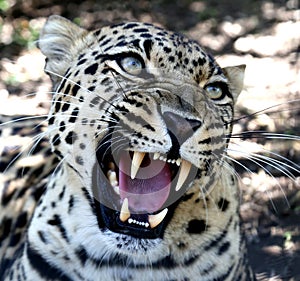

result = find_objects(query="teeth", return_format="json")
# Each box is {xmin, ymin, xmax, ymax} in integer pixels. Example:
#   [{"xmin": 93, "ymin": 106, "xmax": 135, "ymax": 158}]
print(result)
[
  {"xmin": 128, "ymin": 218, "xmax": 149, "ymax": 228},
  {"xmin": 115, "ymin": 153, "xmax": 191, "ymax": 229},
  {"xmin": 120, "ymin": 198, "xmax": 130, "ymax": 222},
  {"xmin": 113, "ymin": 186, "xmax": 120, "ymax": 195},
  {"xmin": 131, "ymin": 151, "xmax": 146, "ymax": 179},
  {"xmin": 154, "ymin": 152, "xmax": 181, "ymax": 166},
  {"xmin": 148, "ymin": 208, "xmax": 168, "ymax": 229},
  {"xmin": 175, "ymin": 159, "xmax": 192, "ymax": 191},
  {"xmin": 107, "ymin": 170, "xmax": 119, "ymax": 195},
  {"xmin": 120, "ymin": 202, "xmax": 168, "ymax": 228},
  {"xmin": 108, "ymin": 170, "xmax": 117, "ymax": 183},
  {"xmin": 153, "ymin": 152, "xmax": 160, "ymax": 160},
  {"xmin": 159, "ymin": 156, "xmax": 167, "ymax": 161}
]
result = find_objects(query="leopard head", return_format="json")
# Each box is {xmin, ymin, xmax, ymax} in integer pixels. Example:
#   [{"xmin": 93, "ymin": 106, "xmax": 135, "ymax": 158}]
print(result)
[{"xmin": 39, "ymin": 15, "xmax": 245, "ymax": 245}]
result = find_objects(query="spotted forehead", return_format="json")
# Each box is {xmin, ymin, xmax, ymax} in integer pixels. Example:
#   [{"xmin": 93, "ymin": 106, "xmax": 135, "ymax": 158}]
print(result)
[
  {"xmin": 86, "ymin": 22, "xmax": 221, "ymax": 82},
  {"xmin": 93, "ymin": 22, "xmax": 207, "ymax": 58}
]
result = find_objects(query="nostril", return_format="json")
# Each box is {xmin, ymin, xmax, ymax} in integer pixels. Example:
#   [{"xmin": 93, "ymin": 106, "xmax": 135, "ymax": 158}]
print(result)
[
  {"xmin": 188, "ymin": 119, "xmax": 202, "ymax": 133},
  {"xmin": 163, "ymin": 111, "xmax": 201, "ymax": 146}
]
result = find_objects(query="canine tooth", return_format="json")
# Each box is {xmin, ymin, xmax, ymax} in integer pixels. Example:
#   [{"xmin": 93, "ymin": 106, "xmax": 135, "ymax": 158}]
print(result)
[
  {"xmin": 176, "ymin": 159, "xmax": 181, "ymax": 166},
  {"xmin": 131, "ymin": 151, "xmax": 146, "ymax": 179},
  {"xmin": 148, "ymin": 208, "xmax": 168, "ymax": 229},
  {"xmin": 120, "ymin": 198, "xmax": 130, "ymax": 222},
  {"xmin": 175, "ymin": 160, "xmax": 192, "ymax": 191},
  {"xmin": 153, "ymin": 152, "xmax": 160, "ymax": 160},
  {"xmin": 108, "ymin": 171, "xmax": 117, "ymax": 183}
]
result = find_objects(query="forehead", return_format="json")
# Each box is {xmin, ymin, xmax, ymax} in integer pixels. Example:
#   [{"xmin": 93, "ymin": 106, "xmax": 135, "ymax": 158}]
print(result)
[
  {"xmin": 83, "ymin": 22, "xmax": 219, "ymax": 81},
  {"xmin": 92, "ymin": 22, "xmax": 210, "ymax": 61}
]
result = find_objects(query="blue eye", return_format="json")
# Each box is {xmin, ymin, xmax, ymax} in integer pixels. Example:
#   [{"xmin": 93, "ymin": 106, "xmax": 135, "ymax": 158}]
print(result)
[
  {"xmin": 120, "ymin": 57, "xmax": 143, "ymax": 75},
  {"xmin": 206, "ymin": 85, "xmax": 223, "ymax": 99}
]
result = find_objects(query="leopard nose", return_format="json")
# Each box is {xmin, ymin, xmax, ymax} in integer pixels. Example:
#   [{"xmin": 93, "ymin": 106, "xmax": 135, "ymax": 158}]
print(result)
[{"xmin": 163, "ymin": 111, "xmax": 202, "ymax": 146}]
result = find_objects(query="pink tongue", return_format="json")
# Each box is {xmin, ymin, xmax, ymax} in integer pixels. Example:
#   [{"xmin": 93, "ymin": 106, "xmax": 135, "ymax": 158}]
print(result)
[{"xmin": 119, "ymin": 152, "xmax": 171, "ymax": 214}]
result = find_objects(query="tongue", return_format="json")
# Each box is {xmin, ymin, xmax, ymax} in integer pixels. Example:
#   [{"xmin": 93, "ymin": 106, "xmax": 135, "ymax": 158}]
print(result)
[{"xmin": 119, "ymin": 152, "xmax": 171, "ymax": 214}]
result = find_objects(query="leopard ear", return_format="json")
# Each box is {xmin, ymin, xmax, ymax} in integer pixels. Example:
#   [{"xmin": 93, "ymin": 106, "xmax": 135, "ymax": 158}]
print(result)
[
  {"xmin": 222, "ymin": 65, "xmax": 246, "ymax": 103},
  {"xmin": 38, "ymin": 15, "xmax": 89, "ymax": 87}
]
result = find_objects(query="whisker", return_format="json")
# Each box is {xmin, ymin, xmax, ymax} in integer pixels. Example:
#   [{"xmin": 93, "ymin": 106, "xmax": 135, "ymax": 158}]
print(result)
[
  {"xmin": 224, "ymin": 154, "xmax": 279, "ymax": 212},
  {"xmin": 227, "ymin": 148, "xmax": 290, "ymax": 208},
  {"xmin": 4, "ymin": 91, "xmax": 55, "ymax": 99},
  {"xmin": 250, "ymin": 152, "xmax": 299, "ymax": 176},
  {"xmin": 110, "ymin": 70, "xmax": 129, "ymax": 101},
  {"xmin": 228, "ymin": 142, "xmax": 300, "ymax": 175},
  {"xmin": 3, "ymin": 122, "xmax": 91, "ymax": 164},
  {"xmin": 228, "ymin": 131, "xmax": 300, "ymax": 141},
  {"xmin": 221, "ymin": 157, "xmax": 245, "ymax": 188},
  {"xmin": 96, "ymin": 135, "xmax": 123, "ymax": 162},
  {"xmin": 110, "ymin": 140, "xmax": 127, "ymax": 156},
  {"xmin": 93, "ymin": 126, "xmax": 123, "ymax": 140},
  {"xmin": 0, "ymin": 115, "xmax": 49, "ymax": 127},
  {"xmin": 228, "ymin": 98, "xmax": 300, "ymax": 125},
  {"xmin": 50, "ymin": 152, "xmax": 68, "ymax": 178},
  {"xmin": 2, "ymin": 130, "xmax": 47, "ymax": 174},
  {"xmin": 227, "ymin": 147, "xmax": 297, "ymax": 181},
  {"xmin": 223, "ymin": 154, "xmax": 255, "ymax": 176},
  {"xmin": 259, "ymin": 133, "xmax": 300, "ymax": 141},
  {"xmin": 45, "ymin": 69, "xmax": 119, "ymax": 111},
  {"xmin": 224, "ymin": 153, "xmax": 278, "ymax": 209}
]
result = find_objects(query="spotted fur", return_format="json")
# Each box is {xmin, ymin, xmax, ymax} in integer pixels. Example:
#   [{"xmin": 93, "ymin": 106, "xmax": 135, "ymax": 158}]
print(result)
[{"xmin": 0, "ymin": 16, "xmax": 256, "ymax": 281}]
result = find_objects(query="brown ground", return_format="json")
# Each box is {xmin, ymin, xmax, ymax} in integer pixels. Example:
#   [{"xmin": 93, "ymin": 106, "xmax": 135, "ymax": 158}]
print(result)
[{"xmin": 0, "ymin": 1, "xmax": 299, "ymax": 280}]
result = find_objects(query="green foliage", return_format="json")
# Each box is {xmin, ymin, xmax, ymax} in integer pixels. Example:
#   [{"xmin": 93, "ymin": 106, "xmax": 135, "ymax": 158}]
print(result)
[
  {"xmin": 73, "ymin": 17, "xmax": 81, "ymax": 25},
  {"xmin": 12, "ymin": 21, "xmax": 40, "ymax": 48},
  {"xmin": 5, "ymin": 74, "xmax": 20, "ymax": 86},
  {"xmin": 0, "ymin": 0, "xmax": 9, "ymax": 12}
]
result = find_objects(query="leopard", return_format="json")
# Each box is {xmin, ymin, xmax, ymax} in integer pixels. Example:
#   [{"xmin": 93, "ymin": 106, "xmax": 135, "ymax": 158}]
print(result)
[{"xmin": 0, "ymin": 15, "xmax": 257, "ymax": 281}]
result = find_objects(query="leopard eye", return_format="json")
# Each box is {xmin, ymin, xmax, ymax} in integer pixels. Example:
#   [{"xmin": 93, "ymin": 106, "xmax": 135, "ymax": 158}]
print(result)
[
  {"xmin": 205, "ymin": 84, "xmax": 223, "ymax": 100},
  {"xmin": 120, "ymin": 56, "xmax": 143, "ymax": 75}
]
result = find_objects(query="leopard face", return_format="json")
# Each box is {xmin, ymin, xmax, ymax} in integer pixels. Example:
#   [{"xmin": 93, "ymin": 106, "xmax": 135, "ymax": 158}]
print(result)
[{"xmin": 37, "ymin": 15, "xmax": 245, "ymax": 262}]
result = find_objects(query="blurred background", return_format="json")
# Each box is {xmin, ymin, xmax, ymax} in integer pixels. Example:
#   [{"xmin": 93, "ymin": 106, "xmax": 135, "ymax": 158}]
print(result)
[{"xmin": 0, "ymin": 0, "xmax": 299, "ymax": 280}]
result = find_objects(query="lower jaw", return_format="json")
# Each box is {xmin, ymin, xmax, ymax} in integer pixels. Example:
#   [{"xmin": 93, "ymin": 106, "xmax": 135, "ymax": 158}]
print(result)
[{"xmin": 95, "ymin": 199, "xmax": 180, "ymax": 239}]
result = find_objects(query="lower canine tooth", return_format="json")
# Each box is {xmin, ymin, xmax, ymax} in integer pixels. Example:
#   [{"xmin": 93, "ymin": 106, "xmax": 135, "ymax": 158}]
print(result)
[
  {"xmin": 120, "ymin": 198, "xmax": 130, "ymax": 222},
  {"xmin": 148, "ymin": 208, "xmax": 168, "ymax": 229},
  {"xmin": 175, "ymin": 159, "xmax": 192, "ymax": 191}
]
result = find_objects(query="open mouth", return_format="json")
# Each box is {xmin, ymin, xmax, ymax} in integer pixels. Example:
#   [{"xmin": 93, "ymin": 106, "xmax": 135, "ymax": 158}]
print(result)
[{"xmin": 94, "ymin": 134, "xmax": 197, "ymax": 239}]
